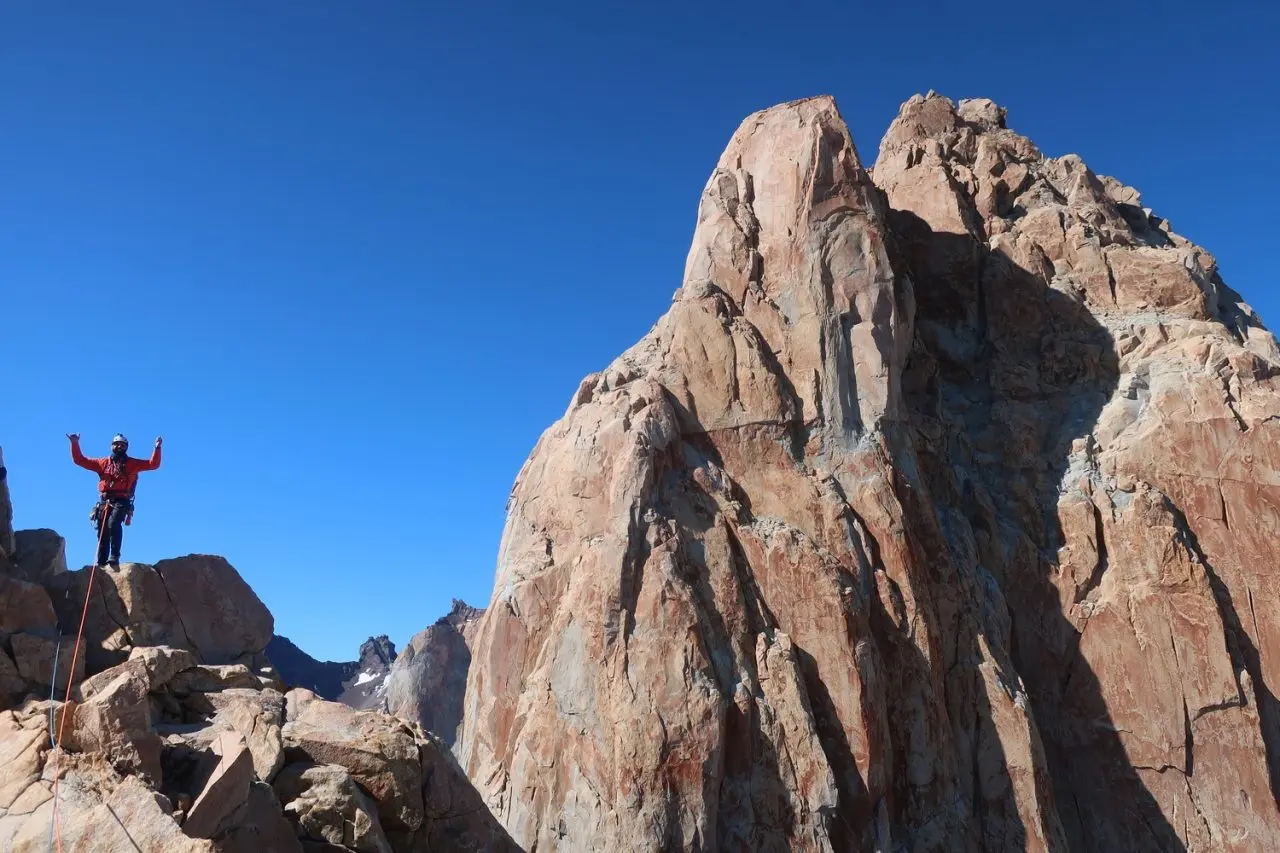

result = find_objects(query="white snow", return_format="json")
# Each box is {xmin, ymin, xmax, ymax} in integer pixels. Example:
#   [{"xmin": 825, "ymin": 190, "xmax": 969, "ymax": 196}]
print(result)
[{"xmin": 353, "ymin": 670, "xmax": 379, "ymax": 686}]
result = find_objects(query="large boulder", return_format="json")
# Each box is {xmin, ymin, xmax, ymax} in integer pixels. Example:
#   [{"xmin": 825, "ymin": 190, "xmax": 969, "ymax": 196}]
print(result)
[
  {"xmin": 78, "ymin": 644, "xmax": 198, "ymax": 700},
  {"xmin": 0, "ymin": 575, "xmax": 57, "ymax": 639},
  {"xmin": 174, "ymin": 687, "xmax": 286, "ymax": 783},
  {"xmin": 208, "ymin": 780, "xmax": 304, "ymax": 853},
  {"xmin": 154, "ymin": 555, "xmax": 274, "ymax": 665},
  {"xmin": 10, "ymin": 632, "xmax": 84, "ymax": 691},
  {"xmin": 170, "ymin": 664, "xmax": 264, "ymax": 695},
  {"xmin": 274, "ymin": 761, "xmax": 393, "ymax": 853},
  {"xmin": 60, "ymin": 662, "xmax": 164, "ymax": 784},
  {"xmin": 282, "ymin": 690, "xmax": 424, "ymax": 834},
  {"xmin": 47, "ymin": 647, "xmax": 197, "ymax": 790},
  {"xmin": 6, "ymin": 769, "xmax": 214, "ymax": 852},
  {"xmin": 46, "ymin": 556, "xmax": 273, "ymax": 673},
  {"xmin": 10, "ymin": 528, "xmax": 66, "ymax": 585},
  {"xmin": 182, "ymin": 730, "xmax": 256, "ymax": 839},
  {"xmin": 46, "ymin": 561, "xmax": 191, "ymax": 673}
]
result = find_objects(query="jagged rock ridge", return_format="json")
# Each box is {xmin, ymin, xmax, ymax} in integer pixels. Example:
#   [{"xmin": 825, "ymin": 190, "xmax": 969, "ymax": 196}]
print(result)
[
  {"xmin": 459, "ymin": 93, "xmax": 1280, "ymax": 853},
  {"xmin": 383, "ymin": 599, "xmax": 484, "ymax": 748},
  {"xmin": 0, "ymin": 513, "xmax": 513, "ymax": 849},
  {"xmin": 267, "ymin": 633, "xmax": 397, "ymax": 711}
]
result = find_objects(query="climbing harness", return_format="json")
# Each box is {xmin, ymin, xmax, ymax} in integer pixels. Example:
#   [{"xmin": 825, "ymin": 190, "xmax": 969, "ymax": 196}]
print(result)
[{"xmin": 46, "ymin": 503, "xmax": 113, "ymax": 852}]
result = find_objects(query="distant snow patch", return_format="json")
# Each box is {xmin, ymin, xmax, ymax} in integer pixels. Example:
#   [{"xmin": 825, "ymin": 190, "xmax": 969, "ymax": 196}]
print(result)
[{"xmin": 354, "ymin": 670, "xmax": 378, "ymax": 686}]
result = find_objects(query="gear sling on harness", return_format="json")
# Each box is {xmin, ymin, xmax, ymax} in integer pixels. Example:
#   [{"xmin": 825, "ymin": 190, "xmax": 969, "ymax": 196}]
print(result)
[{"xmin": 90, "ymin": 482, "xmax": 137, "ymax": 527}]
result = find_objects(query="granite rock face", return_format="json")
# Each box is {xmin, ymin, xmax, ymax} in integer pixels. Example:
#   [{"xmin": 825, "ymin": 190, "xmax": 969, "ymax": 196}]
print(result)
[
  {"xmin": 45, "ymin": 556, "xmax": 274, "ymax": 674},
  {"xmin": 876, "ymin": 91, "xmax": 1280, "ymax": 853},
  {"xmin": 459, "ymin": 93, "xmax": 1280, "ymax": 853},
  {"xmin": 0, "ymin": 533, "xmax": 509, "ymax": 851},
  {"xmin": 383, "ymin": 600, "xmax": 483, "ymax": 747}
]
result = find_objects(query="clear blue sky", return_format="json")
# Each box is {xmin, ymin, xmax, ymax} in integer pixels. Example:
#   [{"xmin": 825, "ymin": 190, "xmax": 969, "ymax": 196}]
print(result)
[{"xmin": 3, "ymin": 2, "xmax": 1276, "ymax": 662}]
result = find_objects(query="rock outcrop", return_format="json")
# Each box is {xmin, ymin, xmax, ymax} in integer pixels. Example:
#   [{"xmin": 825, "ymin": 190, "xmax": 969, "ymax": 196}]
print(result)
[
  {"xmin": 383, "ymin": 600, "xmax": 483, "ymax": 747},
  {"xmin": 459, "ymin": 93, "xmax": 1280, "ymax": 853},
  {"xmin": 9, "ymin": 528, "xmax": 66, "ymax": 585},
  {"xmin": 44, "ymin": 556, "xmax": 275, "ymax": 675},
  {"xmin": 0, "ymin": 448, "xmax": 13, "ymax": 561},
  {"xmin": 0, "ymin": 468, "xmax": 512, "ymax": 853},
  {"xmin": 874, "ymin": 92, "xmax": 1280, "ymax": 853}
]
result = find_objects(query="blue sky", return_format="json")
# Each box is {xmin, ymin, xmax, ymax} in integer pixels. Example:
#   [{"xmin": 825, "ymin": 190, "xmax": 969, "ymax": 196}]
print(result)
[{"xmin": 3, "ymin": 2, "xmax": 1276, "ymax": 662}]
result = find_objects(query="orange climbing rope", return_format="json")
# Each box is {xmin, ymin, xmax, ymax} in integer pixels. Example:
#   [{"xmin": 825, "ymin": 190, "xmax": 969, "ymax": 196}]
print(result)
[{"xmin": 47, "ymin": 504, "xmax": 112, "ymax": 852}]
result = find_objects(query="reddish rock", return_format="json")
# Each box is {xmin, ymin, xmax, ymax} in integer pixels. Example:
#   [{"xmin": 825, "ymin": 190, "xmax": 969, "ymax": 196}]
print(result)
[
  {"xmin": 46, "ymin": 556, "xmax": 274, "ymax": 674},
  {"xmin": 61, "ymin": 663, "xmax": 164, "ymax": 784},
  {"xmin": 282, "ymin": 690, "xmax": 424, "ymax": 833},
  {"xmin": 10, "ymin": 633, "xmax": 84, "ymax": 690},
  {"xmin": 5, "ymin": 771, "xmax": 214, "ymax": 852},
  {"xmin": 153, "ymin": 555, "xmax": 274, "ymax": 665},
  {"xmin": 47, "ymin": 561, "xmax": 192, "ymax": 673},
  {"xmin": 176, "ymin": 687, "xmax": 286, "ymax": 783},
  {"xmin": 207, "ymin": 780, "xmax": 304, "ymax": 853},
  {"xmin": 78, "ymin": 645, "xmax": 197, "ymax": 703},
  {"xmin": 460, "ymin": 93, "xmax": 1280, "ymax": 853},
  {"xmin": 183, "ymin": 730, "xmax": 255, "ymax": 839}
]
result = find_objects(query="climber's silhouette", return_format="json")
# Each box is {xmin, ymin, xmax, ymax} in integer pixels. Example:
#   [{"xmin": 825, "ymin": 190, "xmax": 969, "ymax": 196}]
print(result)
[{"xmin": 67, "ymin": 432, "xmax": 162, "ymax": 569}]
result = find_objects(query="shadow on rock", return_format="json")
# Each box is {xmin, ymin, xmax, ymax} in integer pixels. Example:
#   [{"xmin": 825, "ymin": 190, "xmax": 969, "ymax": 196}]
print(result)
[{"xmin": 890, "ymin": 208, "xmax": 1184, "ymax": 852}]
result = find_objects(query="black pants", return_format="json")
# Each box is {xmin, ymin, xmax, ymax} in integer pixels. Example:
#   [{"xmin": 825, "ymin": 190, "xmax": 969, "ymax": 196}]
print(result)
[{"xmin": 95, "ymin": 499, "xmax": 130, "ymax": 566}]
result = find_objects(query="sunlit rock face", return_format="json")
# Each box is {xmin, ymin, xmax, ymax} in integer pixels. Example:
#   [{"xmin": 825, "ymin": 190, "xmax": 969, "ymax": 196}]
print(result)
[{"xmin": 459, "ymin": 93, "xmax": 1280, "ymax": 853}]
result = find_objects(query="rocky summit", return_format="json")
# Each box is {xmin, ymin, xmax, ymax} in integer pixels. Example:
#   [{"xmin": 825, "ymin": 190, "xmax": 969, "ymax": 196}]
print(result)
[
  {"xmin": 459, "ymin": 93, "xmax": 1280, "ymax": 852},
  {"xmin": 0, "ymin": 530, "xmax": 514, "ymax": 850}
]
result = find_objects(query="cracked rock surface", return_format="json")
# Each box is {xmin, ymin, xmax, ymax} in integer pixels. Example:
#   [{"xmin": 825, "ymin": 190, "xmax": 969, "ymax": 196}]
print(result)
[
  {"xmin": 0, "ymin": 548, "xmax": 514, "ymax": 851},
  {"xmin": 459, "ymin": 93, "xmax": 1280, "ymax": 852}
]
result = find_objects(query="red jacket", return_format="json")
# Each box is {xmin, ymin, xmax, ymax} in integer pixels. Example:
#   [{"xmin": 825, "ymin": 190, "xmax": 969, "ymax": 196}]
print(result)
[{"xmin": 71, "ymin": 439, "xmax": 161, "ymax": 498}]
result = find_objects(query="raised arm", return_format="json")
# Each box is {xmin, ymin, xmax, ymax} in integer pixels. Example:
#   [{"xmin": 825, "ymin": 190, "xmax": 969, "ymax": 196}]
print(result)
[
  {"xmin": 67, "ymin": 434, "xmax": 102, "ymax": 473},
  {"xmin": 132, "ymin": 437, "xmax": 163, "ymax": 472}
]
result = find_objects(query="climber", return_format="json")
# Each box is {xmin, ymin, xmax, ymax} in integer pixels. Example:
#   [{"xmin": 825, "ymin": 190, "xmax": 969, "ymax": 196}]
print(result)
[{"xmin": 67, "ymin": 432, "xmax": 162, "ymax": 569}]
